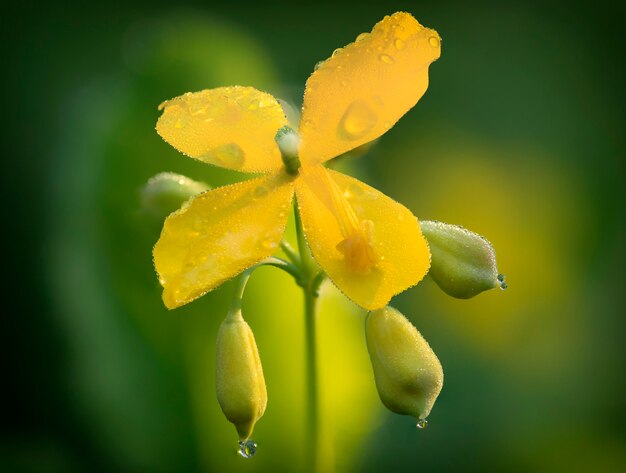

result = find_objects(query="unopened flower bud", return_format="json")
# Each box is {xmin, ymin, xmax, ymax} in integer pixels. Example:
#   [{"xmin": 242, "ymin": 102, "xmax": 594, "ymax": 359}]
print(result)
[
  {"xmin": 421, "ymin": 220, "xmax": 502, "ymax": 299},
  {"xmin": 216, "ymin": 310, "xmax": 267, "ymax": 440},
  {"xmin": 365, "ymin": 306, "xmax": 443, "ymax": 423},
  {"xmin": 141, "ymin": 172, "xmax": 209, "ymax": 219}
]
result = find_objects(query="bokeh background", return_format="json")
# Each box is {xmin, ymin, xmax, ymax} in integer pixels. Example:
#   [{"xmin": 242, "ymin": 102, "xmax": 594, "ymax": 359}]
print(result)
[{"xmin": 4, "ymin": 0, "xmax": 625, "ymax": 472}]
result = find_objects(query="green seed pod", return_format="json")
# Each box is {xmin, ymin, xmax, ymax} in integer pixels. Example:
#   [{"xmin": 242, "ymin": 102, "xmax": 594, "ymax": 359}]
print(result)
[
  {"xmin": 141, "ymin": 172, "xmax": 209, "ymax": 220},
  {"xmin": 216, "ymin": 310, "xmax": 267, "ymax": 440},
  {"xmin": 421, "ymin": 220, "xmax": 503, "ymax": 299},
  {"xmin": 365, "ymin": 306, "xmax": 443, "ymax": 423}
]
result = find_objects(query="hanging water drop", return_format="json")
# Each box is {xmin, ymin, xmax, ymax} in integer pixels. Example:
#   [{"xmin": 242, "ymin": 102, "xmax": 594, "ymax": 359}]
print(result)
[
  {"xmin": 497, "ymin": 274, "xmax": 508, "ymax": 290},
  {"xmin": 238, "ymin": 439, "xmax": 257, "ymax": 458},
  {"xmin": 416, "ymin": 419, "xmax": 429, "ymax": 429}
]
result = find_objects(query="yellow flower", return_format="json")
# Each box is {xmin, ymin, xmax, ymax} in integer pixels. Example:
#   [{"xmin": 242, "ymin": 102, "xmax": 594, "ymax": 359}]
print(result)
[{"xmin": 153, "ymin": 12, "xmax": 441, "ymax": 310}]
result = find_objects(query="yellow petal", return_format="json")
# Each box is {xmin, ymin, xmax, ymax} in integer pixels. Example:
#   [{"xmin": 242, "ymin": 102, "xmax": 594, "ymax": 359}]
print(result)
[
  {"xmin": 299, "ymin": 12, "xmax": 441, "ymax": 165},
  {"xmin": 295, "ymin": 166, "xmax": 430, "ymax": 310},
  {"xmin": 157, "ymin": 86, "xmax": 287, "ymax": 173},
  {"xmin": 154, "ymin": 173, "xmax": 294, "ymax": 308}
]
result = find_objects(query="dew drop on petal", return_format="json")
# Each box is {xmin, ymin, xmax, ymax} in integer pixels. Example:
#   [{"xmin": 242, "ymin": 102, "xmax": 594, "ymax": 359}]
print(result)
[
  {"xmin": 356, "ymin": 32, "xmax": 369, "ymax": 42},
  {"xmin": 238, "ymin": 439, "xmax": 257, "ymax": 458},
  {"xmin": 331, "ymin": 48, "xmax": 342, "ymax": 57},
  {"xmin": 202, "ymin": 143, "xmax": 245, "ymax": 168},
  {"xmin": 394, "ymin": 38, "xmax": 406, "ymax": 50},
  {"xmin": 339, "ymin": 100, "xmax": 377, "ymax": 140},
  {"xmin": 314, "ymin": 60, "xmax": 325, "ymax": 71},
  {"xmin": 253, "ymin": 184, "xmax": 270, "ymax": 199},
  {"xmin": 379, "ymin": 54, "xmax": 394, "ymax": 64},
  {"xmin": 429, "ymin": 36, "xmax": 440, "ymax": 48},
  {"xmin": 416, "ymin": 419, "xmax": 428, "ymax": 429}
]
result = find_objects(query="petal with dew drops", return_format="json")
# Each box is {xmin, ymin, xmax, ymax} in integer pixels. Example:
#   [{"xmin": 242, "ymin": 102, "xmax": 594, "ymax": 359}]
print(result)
[
  {"xmin": 299, "ymin": 12, "xmax": 441, "ymax": 165},
  {"xmin": 295, "ymin": 167, "xmax": 430, "ymax": 310},
  {"xmin": 157, "ymin": 86, "xmax": 287, "ymax": 173},
  {"xmin": 154, "ymin": 173, "xmax": 295, "ymax": 309}
]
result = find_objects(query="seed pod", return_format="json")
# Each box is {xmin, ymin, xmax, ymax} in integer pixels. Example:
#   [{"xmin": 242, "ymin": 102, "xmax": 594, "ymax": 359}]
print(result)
[
  {"xmin": 141, "ymin": 172, "xmax": 209, "ymax": 220},
  {"xmin": 421, "ymin": 220, "xmax": 501, "ymax": 299},
  {"xmin": 216, "ymin": 310, "xmax": 267, "ymax": 440},
  {"xmin": 365, "ymin": 306, "xmax": 443, "ymax": 422}
]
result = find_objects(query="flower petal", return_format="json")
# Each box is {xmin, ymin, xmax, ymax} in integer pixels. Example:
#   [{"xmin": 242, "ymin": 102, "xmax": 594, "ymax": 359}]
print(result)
[
  {"xmin": 157, "ymin": 87, "xmax": 287, "ymax": 173},
  {"xmin": 154, "ymin": 173, "xmax": 294, "ymax": 308},
  {"xmin": 295, "ymin": 167, "xmax": 430, "ymax": 310},
  {"xmin": 298, "ymin": 12, "xmax": 440, "ymax": 165}
]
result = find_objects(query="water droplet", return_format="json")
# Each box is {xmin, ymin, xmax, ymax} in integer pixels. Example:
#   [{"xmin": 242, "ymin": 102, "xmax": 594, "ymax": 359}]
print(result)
[
  {"xmin": 379, "ymin": 54, "xmax": 394, "ymax": 64},
  {"xmin": 258, "ymin": 97, "xmax": 274, "ymax": 108},
  {"xmin": 341, "ymin": 80, "xmax": 348, "ymax": 87},
  {"xmin": 331, "ymin": 48, "xmax": 342, "ymax": 57},
  {"xmin": 356, "ymin": 32, "xmax": 369, "ymax": 42},
  {"xmin": 174, "ymin": 119, "xmax": 185, "ymax": 129},
  {"xmin": 397, "ymin": 212, "xmax": 405, "ymax": 221},
  {"xmin": 339, "ymin": 100, "xmax": 377, "ymax": 140},
  {"xmin": 238, "ymin": 439, "xmax": 257, "ymax": 458},
  {"xmin": 497, "ymin": 274, "xmax": 508, "ymax": 290},
  {"xmin": 247, "ymin": 101, "xmax": 259, "ymax": 111},
  {"xmin": 314, "ymin": 60, "xmax": 325, "ymax": 71},
  {"xmin": 416, "ymin": 419, "xmax": 428, "ymax": 429},
  {"xmin": 429, "ymin": 36, "xmax": 440, "ymax": 48},
  {"xmin": 394, "ymin": 38, "xmax": 406, "ymax": 50},
  {"xmin": 262, "ymin": 239, "xmax": 277, "ymax": 250},
  {"xmin": 253, "ymin": 184, "xmax": 270, "ymax": 199},
  {"xmin": 202, "ymin": 143, "xmax": 245, "ymax": 168}
]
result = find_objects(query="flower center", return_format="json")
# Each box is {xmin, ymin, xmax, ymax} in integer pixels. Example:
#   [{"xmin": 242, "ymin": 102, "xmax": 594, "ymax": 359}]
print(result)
[
  {"xmin": 304, "ymin": 166, "xmax": 379, "ymax": 273},
  {"xmin": 275, "ymin": 126, "xmax": 301, "ymax": 175}
]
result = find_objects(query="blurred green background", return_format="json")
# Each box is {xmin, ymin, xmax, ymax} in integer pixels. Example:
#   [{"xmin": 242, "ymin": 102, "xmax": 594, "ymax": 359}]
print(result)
[{"xmin": 4, "ymin": 0, "xmax": 625, "ymax": 472}]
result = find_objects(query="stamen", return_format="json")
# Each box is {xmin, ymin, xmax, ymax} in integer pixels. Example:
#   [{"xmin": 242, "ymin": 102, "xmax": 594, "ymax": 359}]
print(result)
[{"xmin": 304, "ymin": 167, "xmax": 379, "ymax": 273}]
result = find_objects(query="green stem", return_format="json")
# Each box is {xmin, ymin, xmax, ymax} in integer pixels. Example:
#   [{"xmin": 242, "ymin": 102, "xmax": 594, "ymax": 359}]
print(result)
[
  {"xmin": 304, "ymin": 285, "xmax": 319, "ymax": 472},
  {"xmin": 227, "ymin": 257, "xmax": 301, "ymax": 317},
  {"xmin": 294, "ymin": 199, "xmax": 321, "ymax": 473}
]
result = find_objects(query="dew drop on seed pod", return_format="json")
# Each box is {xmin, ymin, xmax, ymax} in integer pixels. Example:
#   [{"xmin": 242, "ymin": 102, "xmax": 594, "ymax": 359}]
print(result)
[
  {"xmin": 238, "ymin": 439, "xmax": 257, "ymax": 458},
  {"xmin": 497, "ymin": 273, "xmax": 508, "ymax": 290},
  {"xmin": 416, "ymin": 419, "xmax": 429, "ymax": 429}
]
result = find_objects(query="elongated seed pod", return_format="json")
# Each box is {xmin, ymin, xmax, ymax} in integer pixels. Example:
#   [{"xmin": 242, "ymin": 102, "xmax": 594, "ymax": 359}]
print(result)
[
  {"xmin": 216, "ymin": 310, "xmax": 267, "ymax": 440},
  {"xmin": 366, "ymin": 306, "xmax": 443, "ymax": 421},
  {"xmin": 421, "ymin": 220, "xmax": 500, "ymax": 299}
]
